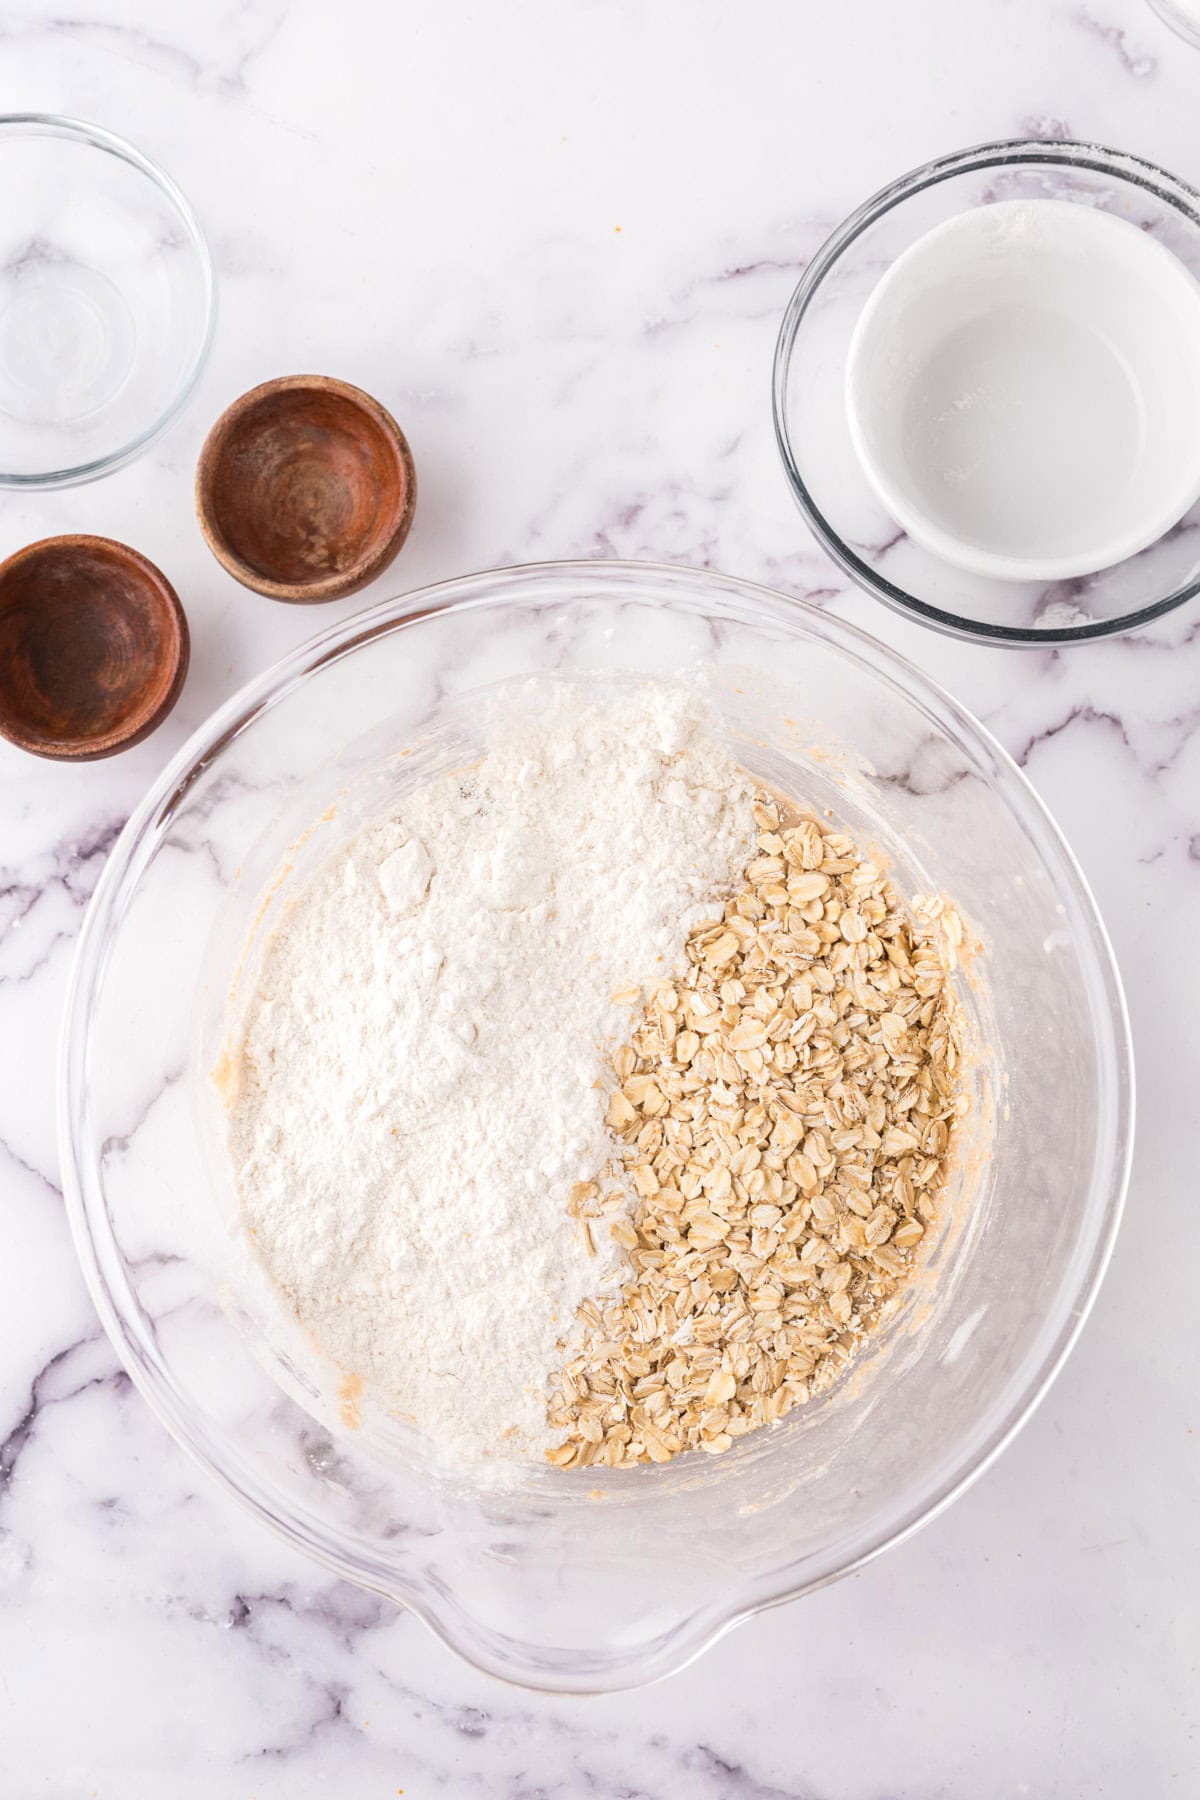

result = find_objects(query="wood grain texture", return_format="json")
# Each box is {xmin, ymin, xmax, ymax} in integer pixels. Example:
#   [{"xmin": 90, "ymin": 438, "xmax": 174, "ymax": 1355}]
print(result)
[
  {"xmin": 0, "ymin": 535, "xmax": 188, "ymax": 760},
  {"xmin": 195, "ymin": 375, "xmax": 416, "ymax": 602}
]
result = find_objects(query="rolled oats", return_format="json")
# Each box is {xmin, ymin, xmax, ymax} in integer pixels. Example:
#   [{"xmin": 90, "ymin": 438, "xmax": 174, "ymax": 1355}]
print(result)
[{"xmin": 547, "ymin": 797, "xmax": 967, "ymax": 1470}]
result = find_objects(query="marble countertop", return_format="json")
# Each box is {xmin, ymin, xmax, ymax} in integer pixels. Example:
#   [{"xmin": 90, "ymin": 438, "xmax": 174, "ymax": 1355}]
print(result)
[{"xmin": 2, "ymin": 1, "xmax": 1198, "ymax": 1793}]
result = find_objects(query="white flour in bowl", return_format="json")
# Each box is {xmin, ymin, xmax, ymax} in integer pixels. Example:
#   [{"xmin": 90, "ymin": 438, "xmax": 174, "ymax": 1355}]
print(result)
[{"xmin": 225, "ymin": 683, "xmax": 756, "ymax": 1465}]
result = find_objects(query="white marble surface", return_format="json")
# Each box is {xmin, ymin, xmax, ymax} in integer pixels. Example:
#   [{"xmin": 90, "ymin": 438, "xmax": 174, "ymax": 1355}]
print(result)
[{"xmin": 1, "ymin": 0, "xmax": 1198, "ymax": 1792}]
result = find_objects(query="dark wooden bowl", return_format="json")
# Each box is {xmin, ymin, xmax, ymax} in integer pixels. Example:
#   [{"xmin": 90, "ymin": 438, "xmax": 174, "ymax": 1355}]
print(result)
[
  {"xmin": 195, "ymin": 375, "xmax": 416, "ymax": 602},
  {"xmin": 0, "ymin": 535, "xmax": 188, "ymax": 761}
]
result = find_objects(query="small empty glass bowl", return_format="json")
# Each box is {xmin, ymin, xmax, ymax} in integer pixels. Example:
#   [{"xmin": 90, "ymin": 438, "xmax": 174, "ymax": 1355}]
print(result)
[
  {"xmin": 774, "ymin": 139, "xmax": 1200, "ymax": 644},
  {"xmin": 61, "ymin": 561, "xmax": 1133, "ymax": 1692},
  {"xmin": 0, "ymin": 116, "xmax": 214, "ymax": 487}
]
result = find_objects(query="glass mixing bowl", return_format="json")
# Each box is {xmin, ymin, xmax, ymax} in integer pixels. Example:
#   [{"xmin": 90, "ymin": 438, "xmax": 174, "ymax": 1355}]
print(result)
[
  {"xmin": 773, "ymin": 139, "xmax": 1200, "ymax": 644},
  {"xmin": 60, "ymin": 561, "xmax": 1133, "ymax": 1692},
  {"xmin": 0, "ymin": 115, "xmax": 214, "ymax": 487}
]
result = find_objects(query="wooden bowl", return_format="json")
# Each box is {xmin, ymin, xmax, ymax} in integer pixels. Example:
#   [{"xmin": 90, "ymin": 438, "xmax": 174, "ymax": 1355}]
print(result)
[
  {"xmin": 0, "ymin": 535, "xmax": 188, "ymax": 761},
  {"xmin": 195, "ymin": 375, "xmax": 416, "ymax": 602}
]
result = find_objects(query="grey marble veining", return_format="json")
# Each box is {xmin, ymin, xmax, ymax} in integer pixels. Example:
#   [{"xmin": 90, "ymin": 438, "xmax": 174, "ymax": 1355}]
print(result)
[{"xmin": 1, "ymin": 0, "xmax": 1198, "ymax": 1793}]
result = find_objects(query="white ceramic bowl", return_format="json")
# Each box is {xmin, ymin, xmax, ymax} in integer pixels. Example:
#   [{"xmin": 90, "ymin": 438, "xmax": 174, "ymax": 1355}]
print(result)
[{"xmin": 845, "ymin": 198, "xmax": 1200, "ymax": 582}]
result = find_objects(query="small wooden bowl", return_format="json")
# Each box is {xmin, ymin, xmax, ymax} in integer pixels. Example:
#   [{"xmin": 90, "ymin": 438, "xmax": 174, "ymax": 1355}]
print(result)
[
  {"xmin": 0, "ymin": 535, "xmax": 188, "ymax": 761},
  {"xmin": 195, "ymin": 375, "xmax": 416, "ymax": 602}
]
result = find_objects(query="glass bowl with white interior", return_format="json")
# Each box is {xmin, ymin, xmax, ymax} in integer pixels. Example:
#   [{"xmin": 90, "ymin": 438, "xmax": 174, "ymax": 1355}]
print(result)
[
  {"xmin": 774, "ymin": 139, "xmax": 1200, "ymax": 644},
  {"xmin": 61, "ymin": 560, "xmax": 1132, "ymax": 1692}
]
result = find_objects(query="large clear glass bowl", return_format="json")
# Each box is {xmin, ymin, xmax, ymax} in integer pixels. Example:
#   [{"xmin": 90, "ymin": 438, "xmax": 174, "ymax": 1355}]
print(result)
[{"xmin": 60, "ymin": 561, "xmax": 1133, "ymax": 1692}]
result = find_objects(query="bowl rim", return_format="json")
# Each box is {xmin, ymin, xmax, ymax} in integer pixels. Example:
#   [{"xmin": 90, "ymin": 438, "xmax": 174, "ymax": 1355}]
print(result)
[
  {"xmin": 58, "ymin": 558, "xmax": 1136, "ymax": 1690},
  {"xmin": 773, "ymin": 136, "xmax": 1200, "ymax": 646},
  {"xmin": 1147, "ymin": 0, "xmax": 1200, "ymax": 47},
  {"xmin": 0, "ymin": 112, "xmax": 216, "ymax": 490}
]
